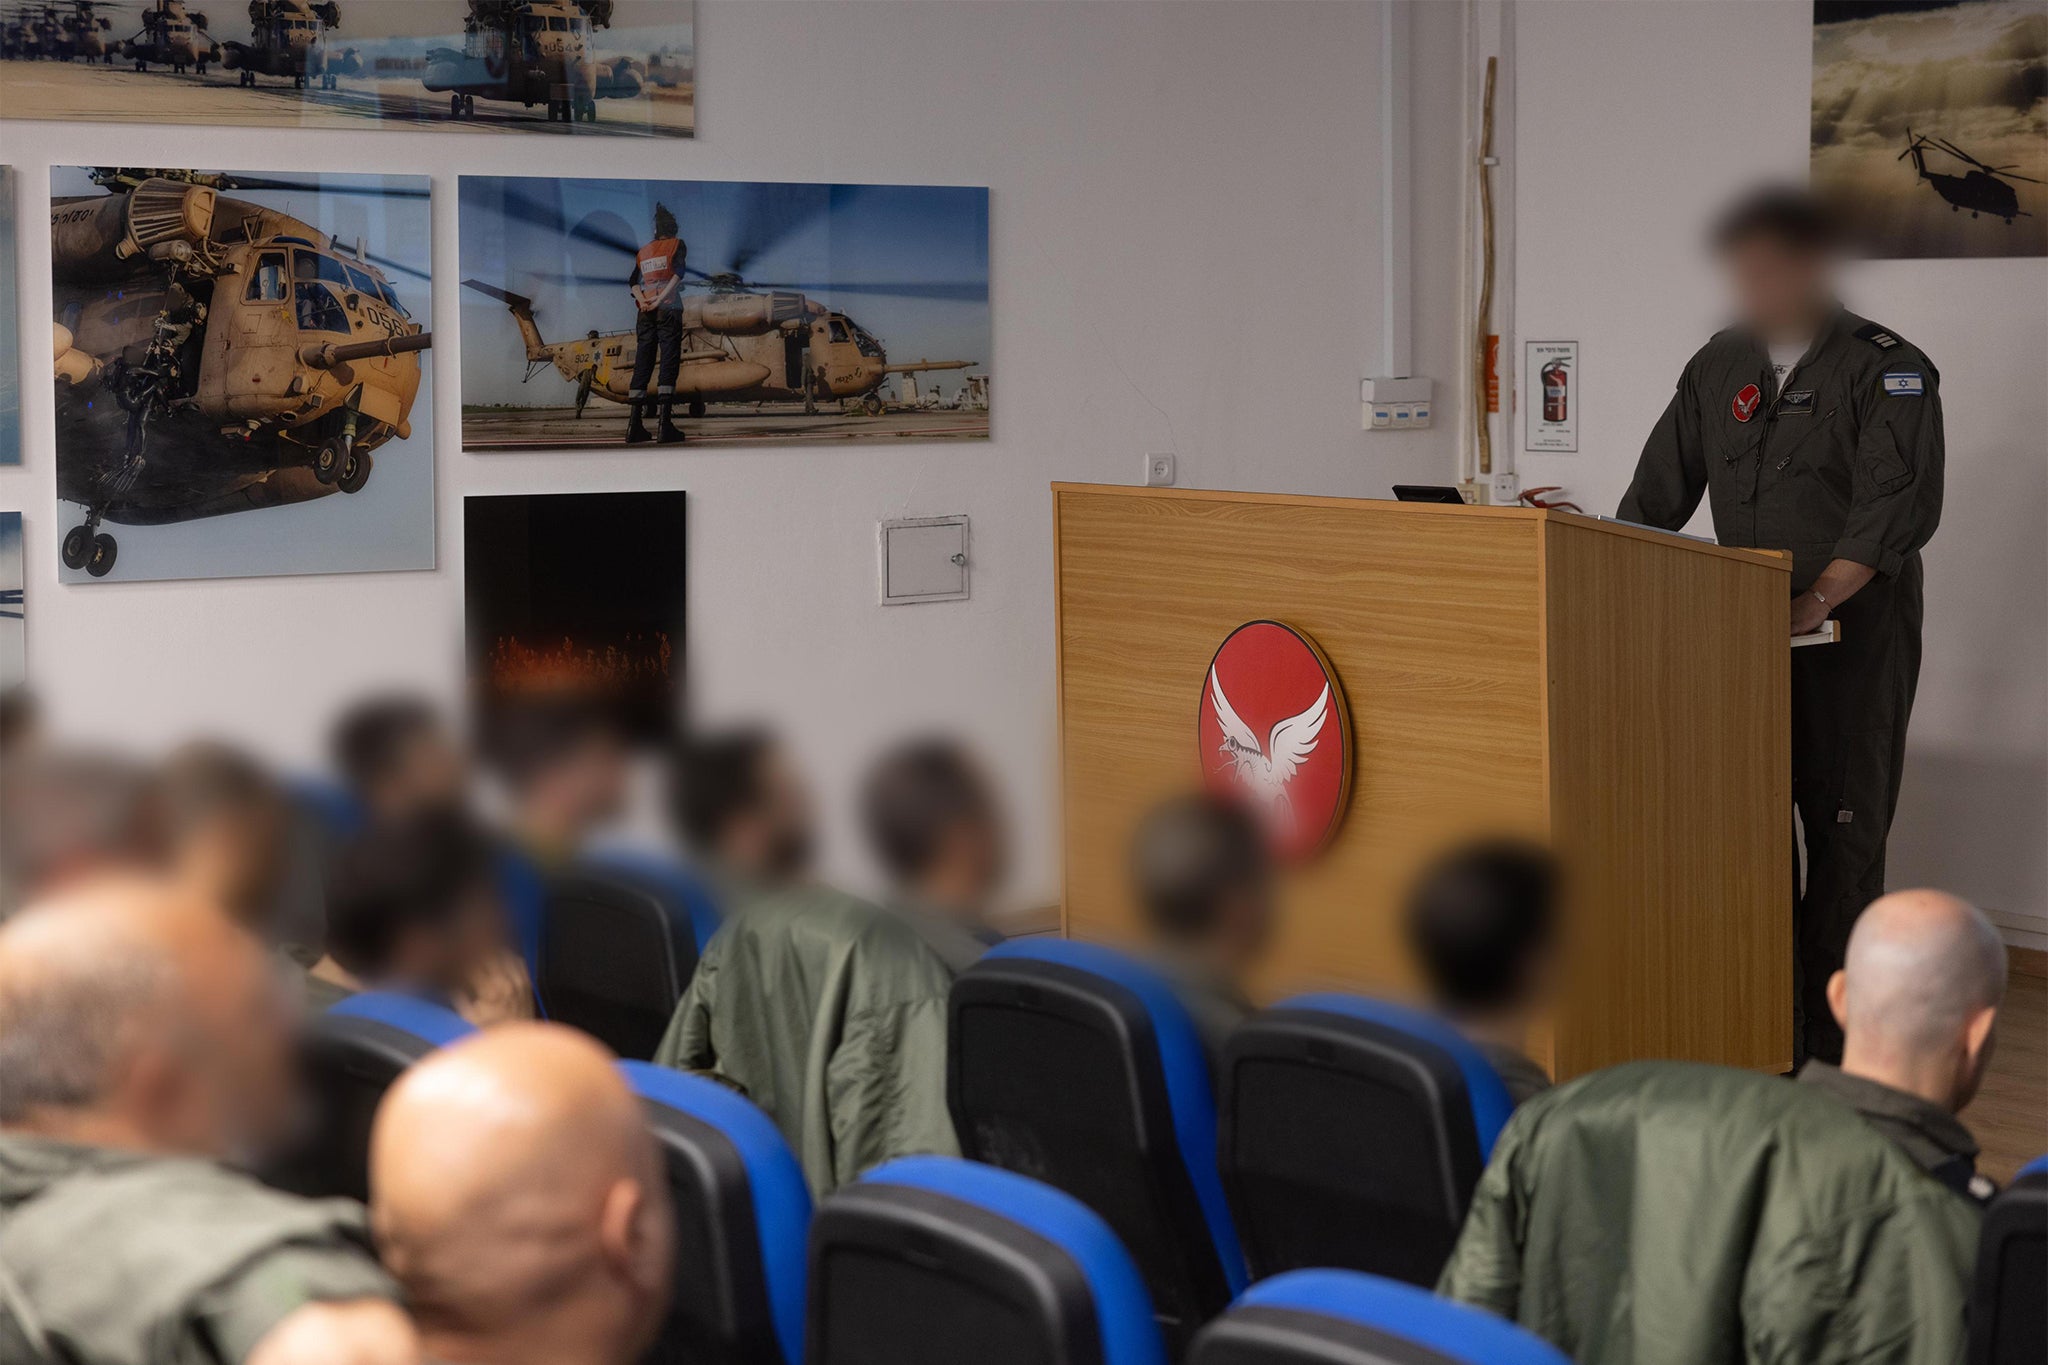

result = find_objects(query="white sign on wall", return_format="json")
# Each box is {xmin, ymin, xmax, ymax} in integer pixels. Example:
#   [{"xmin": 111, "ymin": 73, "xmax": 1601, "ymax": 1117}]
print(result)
[{"xmin": 1524, "ymin": 340, "xmax": 1579, "ymax": 453}]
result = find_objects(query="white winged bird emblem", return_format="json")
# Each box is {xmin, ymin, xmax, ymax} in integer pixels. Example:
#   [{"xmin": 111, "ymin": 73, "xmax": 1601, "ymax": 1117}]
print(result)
[{"xmin": 1208, "ymin": 665, "xmax": 1331, "ymax": 832}]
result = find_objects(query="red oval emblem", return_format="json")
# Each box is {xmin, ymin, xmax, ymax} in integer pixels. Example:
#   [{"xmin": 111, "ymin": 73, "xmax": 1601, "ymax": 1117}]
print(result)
[
  {"xmin": 1732, "ymin": 383, "xmax": 1762, "ymax": 423},
  {"xmin": 1197, "ymin": 621, "xmax": 1351, "ymax": 861}
]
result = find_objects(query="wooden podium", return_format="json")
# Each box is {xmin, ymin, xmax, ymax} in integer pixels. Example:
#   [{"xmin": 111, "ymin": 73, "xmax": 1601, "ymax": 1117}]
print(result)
[{"xmin": 1052, "ymin": 483, "xmax": 1794, "ymax": 1079}]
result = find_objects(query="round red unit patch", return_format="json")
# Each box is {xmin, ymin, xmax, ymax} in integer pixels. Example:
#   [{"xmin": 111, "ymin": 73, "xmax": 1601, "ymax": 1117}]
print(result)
[
  {"xmin": 1732, "ymin": 383, "xmax": 1762, "ymax": 423},
  {"xmin": 1196, "ymin": 621, "xmax": 1351, "ymax": 862}
]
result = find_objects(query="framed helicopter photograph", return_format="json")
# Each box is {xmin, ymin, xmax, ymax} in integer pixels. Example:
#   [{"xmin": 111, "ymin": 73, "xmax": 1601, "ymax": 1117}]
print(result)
[
  {"xmin": 50, "ymin": 166, "xmax": 436, "ymax": 584},
  {"xmin": 0, "ymin": 167, "xmax": 18, "ymax": 466},
  {"xmin": 1812, "ymin": 0, "xmax": 2047, "ymax": 259},
  {"xmin": 457, "ymin": 175, "xmax": 992, "ymax": 450},
  {"xmin": 0, "ymin": 513, "xmax": 21, "ymax": 688},
  {"xmin": 0, "ymin": 2, "xmax": 693, "ymax": 139}
]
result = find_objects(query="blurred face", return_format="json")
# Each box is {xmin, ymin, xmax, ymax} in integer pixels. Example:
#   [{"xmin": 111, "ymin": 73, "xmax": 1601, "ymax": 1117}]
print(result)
[
  {"xmin": 374, "ymin": 730, "xmax": 468, "ymax": 820},
  {"xmin": 744, "ymin": 745, "xmax": 815, "ymax": 881},
  {"xmin": 1213, "ymin": 882, "xmax": 1277, "ymax": 976},
  {"xmin": 392, "ymin": 880, "xmax": 508, "ymax": 995},
  {"xmin": 554, "ymin": 734, "xmax": 629, "ymax": 833},
  {"xmin": 927, "ymin": 811, "xmax": 1005, "ymax": 915},
  {"xmin": 165, "ymin": 933, "xmax": 301, "ymax": 1163},
  {"xmin": 1721, "ymin": 235, "xmax": 1833, "ymax": 342}
]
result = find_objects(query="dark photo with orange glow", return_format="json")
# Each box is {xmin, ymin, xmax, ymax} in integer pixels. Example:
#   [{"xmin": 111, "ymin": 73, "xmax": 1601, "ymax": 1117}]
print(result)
[{"xmin": 464, "ymin": 489, "xmax": 686, "ymax": 741}]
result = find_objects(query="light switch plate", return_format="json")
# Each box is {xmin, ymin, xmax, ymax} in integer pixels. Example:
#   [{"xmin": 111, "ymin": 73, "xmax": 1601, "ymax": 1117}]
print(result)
[{"xmin": 878, "ymin": 516, "xmax": 970, "ymax": 604}]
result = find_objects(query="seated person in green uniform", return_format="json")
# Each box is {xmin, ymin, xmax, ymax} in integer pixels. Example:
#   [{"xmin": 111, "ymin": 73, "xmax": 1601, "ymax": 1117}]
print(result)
[
  {"xmin": 331, "ymin": 693, "xmax": 471, "ymax": 823},
  {"xmin": 1401, "ymin": 839, "xmax": 1559, "ymax": 1105},
  {"xmin": 655, "ymin": 729, "xmax": 962, "ymax": 1197},
  {"xmin": 1128, "ymin": 793, "xmax": 1277, "ymax": 1068},
  {"xmin": 371, "ymin": 1024, "xmax": 675, "ymax": 1365},
  {"xmin": 1440, "ymin": 883, "xmax": 2001, "ymax": 1364},
  {"xmin": 1802, "ymin": 887, "xmax": 2006, "ymax": 1204},
  {"xmin": 303, "ymin": 809, "xmax": 533, "ymax": 1027},
  {"xmin": 0, "ymin": 877, "xmax": 415, "ymax": 1365},
  {"xmin": 483, "ymin": 697, "xmax": 631, "ymax": 867},
  {"xmin": 858, "ymin": 736, "xmax": 1007, "ymax": 972},
  {"xmin": 154, "ymin": 741, "xmax": 293, "ymax": 946}
]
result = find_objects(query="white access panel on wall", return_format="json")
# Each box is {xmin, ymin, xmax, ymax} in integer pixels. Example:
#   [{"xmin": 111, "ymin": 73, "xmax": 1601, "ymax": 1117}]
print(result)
[{"xmin": 878, "ymin": 516, "xmax": 970, "ymax": 605}]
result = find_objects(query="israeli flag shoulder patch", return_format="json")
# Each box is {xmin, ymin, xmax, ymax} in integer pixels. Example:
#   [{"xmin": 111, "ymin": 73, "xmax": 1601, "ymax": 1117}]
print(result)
[{"xmin": 1882, "ymin": 371, "xmax": 1925, "ymax": 397}]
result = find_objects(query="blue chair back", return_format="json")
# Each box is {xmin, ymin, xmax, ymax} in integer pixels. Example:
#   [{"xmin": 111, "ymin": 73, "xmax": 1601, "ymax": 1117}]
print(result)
[
  {"xmin": 268, "ymin": 992, "xmax": 475, "ymax": 1201},
  {"xmin": 495, "ymin": 845, "xmax": 550, "ymax": 1010},
  {"xmin": 620, "ymin": 1063, "xmax": 810, "ymax": 1365},
  {"xmin": 542, "ymin": 850, "xmax": 719, "ymax": 1060},
  {"xmin": 1218, "ymin": 993, "xmax": 1512, "ymax": 1287},
  {"xmin": 809, "ymin": 1156, "xmax": 1165, "ymax": 1365},
  {"xmin": 1970, "ymin": 1154, "xmax": 2047, "ymax": 1364},
  {"xmin": 948, "ymin": 939, "xmax": 1245, "ymax": 1352},
  {"xmin": 1190, "ymin": 1269, "xmax": 1569, "ymax": 1365}
]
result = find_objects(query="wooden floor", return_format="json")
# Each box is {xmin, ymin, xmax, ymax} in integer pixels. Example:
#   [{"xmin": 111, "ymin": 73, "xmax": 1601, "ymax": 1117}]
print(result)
[{"xmin": 1974, "ymin": 963, "xmax": 2047, "ymax": 1185}]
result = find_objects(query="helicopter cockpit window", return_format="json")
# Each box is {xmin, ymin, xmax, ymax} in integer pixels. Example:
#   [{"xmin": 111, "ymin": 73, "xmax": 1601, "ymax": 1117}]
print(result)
[
  {"xmin": 294, "ymin": 282, "xmax": 351, "ymax": 336},
  {"xmin": 246, "ymin": 252, "xmax": 289, "ymax": 304},
  {"xmin": 293, "ymin": 251, "xmax": 353, "ymax": 289},
  {"xmin": 828, "ymin": 319, "xmax": 852, "ymax": 343}
]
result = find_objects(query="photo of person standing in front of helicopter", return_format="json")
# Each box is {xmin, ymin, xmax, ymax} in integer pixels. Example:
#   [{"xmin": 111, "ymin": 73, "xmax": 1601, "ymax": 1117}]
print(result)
[{"xmin": 626, "ymin": 202, "xmax": 687, "ymax": 445}]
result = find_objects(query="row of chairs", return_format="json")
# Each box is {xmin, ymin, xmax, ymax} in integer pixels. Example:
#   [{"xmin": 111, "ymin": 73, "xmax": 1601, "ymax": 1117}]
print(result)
[{"xmin": 278, "ymin": 992, "xmax": 1568, "ymax": 1364}]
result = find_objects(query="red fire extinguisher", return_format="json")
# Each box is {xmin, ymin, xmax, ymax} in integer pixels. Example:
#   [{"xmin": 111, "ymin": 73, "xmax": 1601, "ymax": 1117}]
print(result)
[{"xmin": 1541, "ymin": 359, "xmax": 1570, "ymax": 423}]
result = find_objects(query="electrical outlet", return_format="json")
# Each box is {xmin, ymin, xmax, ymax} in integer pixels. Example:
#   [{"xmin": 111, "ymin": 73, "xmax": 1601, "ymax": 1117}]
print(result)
[
  {"xmin": 1491, "ymin": 471, "xmax": 1521, "ymax": 505},
  {"xmin": 1144, "ymin": 454, "xmax": 1176, "ymax": 487}
]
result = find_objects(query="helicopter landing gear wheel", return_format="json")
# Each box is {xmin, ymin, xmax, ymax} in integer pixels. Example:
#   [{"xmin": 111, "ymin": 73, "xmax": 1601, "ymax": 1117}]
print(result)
[
  {"xmin": 338, "ymin": 448, "xmax": 372, "ymax": 495},
  {"xmin": 293, "ymin": 74, "xmax": 305, "ymax": 90},
  {"xmin": 688, "ymin": 396, "xmax": 706, "ymax": 419},
  {"xmin": 86, "ymin": 536, "xmax": 118, "ymax": 579},
  {"xmin": 61, "ymin": 525, "xmax": 94, "ymax": 572},
  {"xmin": 862, "ymin": 393, "xmax": 884, "ymax": 416},
  {"xmin": 312, "ymin": 437, "xmax": 347, "ymax": 486}
]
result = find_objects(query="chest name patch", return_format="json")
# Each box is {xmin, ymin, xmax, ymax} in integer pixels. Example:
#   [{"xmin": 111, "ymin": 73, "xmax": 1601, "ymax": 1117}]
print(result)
[
  {"xmin": 1882, "ymin": 371, "xmax": 1925, "ymax": 397},
  {"xmin": 1780, "ymin": 390, "xmax": 1816, "ymax": 415},
  {"xmin": 1732, "ymin": 383, "xmax": 1762, "ymax": 423}
]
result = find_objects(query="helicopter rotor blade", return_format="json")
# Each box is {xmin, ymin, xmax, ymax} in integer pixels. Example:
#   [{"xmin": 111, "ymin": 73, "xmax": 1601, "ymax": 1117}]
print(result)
[
  {"xmin": 2000, "ymin": 172, "xmax": 2045, "ymax": 185},
  {"xmin": 724, "ymin": 183, "xmax": 833, "ymax": 278},
  {"xmin": 212, "ymin": 174, "xmax": 432, "ymax": 201},
  {"xmin": 734, "ymin": 279, "xmax": 988, "ymax": 302}
]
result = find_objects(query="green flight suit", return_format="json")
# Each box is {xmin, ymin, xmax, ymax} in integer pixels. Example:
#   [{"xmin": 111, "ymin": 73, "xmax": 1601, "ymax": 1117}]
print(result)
[
  {"xmin": 652, "ymin": 879, "xmax": 964, "ymax": 1199},
  {"xmin": 0, "ymin": 1134, "xmax": 397, "ymax": 1365},
  {"xmin": 1618, "ymin": 308, "xmax": 1943, "ymax": 1063},
  {"xmin": 1439, "ymin": 1061, "xmax": 1980, "ymax": 1365}
]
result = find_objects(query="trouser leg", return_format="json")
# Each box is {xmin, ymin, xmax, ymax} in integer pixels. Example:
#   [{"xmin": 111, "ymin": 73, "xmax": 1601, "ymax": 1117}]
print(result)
[
  {"xmin": 656, "ymin": 312, "xmax": 685, "ymax": 443},
  {"xmin": 1790, "ymin": 555, "xmax": 1923, "ymax": 1064},
  {"xmin": 626, "ymin": 311, "xmax": 659, "ymax": 442}
]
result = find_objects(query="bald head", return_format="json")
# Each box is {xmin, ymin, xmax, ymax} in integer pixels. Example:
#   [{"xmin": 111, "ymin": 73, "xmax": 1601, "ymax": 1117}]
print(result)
[
  {"xmin": 371, "ymin": 1025, "xmax": 673, "ymax": 1363},
  {"xmin": 0, "ymin": 876, "xmax": 295, "ymax": 1158},
  {"xmin": 1833, "ymin": 889, "xmax": 2006, "ymax": 1112}
]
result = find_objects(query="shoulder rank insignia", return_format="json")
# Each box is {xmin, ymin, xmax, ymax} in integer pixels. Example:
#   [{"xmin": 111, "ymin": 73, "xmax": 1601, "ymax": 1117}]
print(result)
[{"xmin": 1854, "ymin": 322, "xmax": 1902, "ymax": 350}]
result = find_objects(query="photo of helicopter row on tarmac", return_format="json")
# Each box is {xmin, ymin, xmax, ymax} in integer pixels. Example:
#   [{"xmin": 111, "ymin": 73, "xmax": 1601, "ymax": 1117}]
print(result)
[
  {"xmin": 0, "ymin": 167, "xmax": 19, "ymax": 467},
  {"xmin": 1811, "ymin": 0, "xmax": 2046, "ymax": 258},
  {"xmin": 458, "ymin": 177, "xmax": 991, "ymax": 450},
  {"xmin": 49, "ymin": 166, "xmax": 436, "ymax": 584},
  {"xmin": 0, "ymin": 1, "xmax": 693, "ymax": 137}
]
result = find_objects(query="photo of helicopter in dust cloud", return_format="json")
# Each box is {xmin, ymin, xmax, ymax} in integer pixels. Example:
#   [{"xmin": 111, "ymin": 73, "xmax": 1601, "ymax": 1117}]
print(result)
[
  {"xmin": 1811, "ymin": 0, "xmax": 2046, "ymax": 259},
  {"xmin": 459, "ymin": 177, "xmax": 990, "ymax": 450},
  {"xmin": 50, "ymin": 166, "xmax": 436, "ymax": 584},
  {"xmin": 0, "ymin": 1, "xmax": 693, "ymax": 136}
]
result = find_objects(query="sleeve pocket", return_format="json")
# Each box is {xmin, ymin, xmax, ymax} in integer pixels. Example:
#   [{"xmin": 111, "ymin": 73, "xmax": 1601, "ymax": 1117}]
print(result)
[{"xmin": 1865, "ymin": 423, "xmax": 1913, "ymax": 494}]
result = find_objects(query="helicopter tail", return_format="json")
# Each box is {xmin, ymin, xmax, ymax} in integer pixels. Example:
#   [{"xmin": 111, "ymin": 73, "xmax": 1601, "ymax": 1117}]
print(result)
[{"xmin": 462, "ymin": 279, "xmax": 550, "ymax": 362}]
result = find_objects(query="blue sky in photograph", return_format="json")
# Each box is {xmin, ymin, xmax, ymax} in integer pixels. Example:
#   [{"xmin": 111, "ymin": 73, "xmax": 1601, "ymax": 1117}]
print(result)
[
  {"xmin": 51, "ymin": 168, "xmax": 435, "ymax": 584},
  {"xmin": 459, "ymin": 177, "xmax": 990, "ymax": 405}
]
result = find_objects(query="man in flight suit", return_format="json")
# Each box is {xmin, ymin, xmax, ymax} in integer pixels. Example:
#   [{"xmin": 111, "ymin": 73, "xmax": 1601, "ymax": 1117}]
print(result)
[
  {"xmin": 625, "ymin": 202, "xmax": 687, "ymax": 446},
  {"xmin": 1618, "ymin": 188, "xmax": 1944, "ymax": 1063}
]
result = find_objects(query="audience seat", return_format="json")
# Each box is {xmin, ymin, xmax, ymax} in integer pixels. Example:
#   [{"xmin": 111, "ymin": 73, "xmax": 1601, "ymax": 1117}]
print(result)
[
  {"xmin": 496, "ymin": 844, "xmax": 550, "ymax": 1006},
  {"xmin": 619, "ymin": 1062, "xmax": 810, "ymax": 1365},
  {"xmin": 1188, "ymin": 1269, "xmax": 1568, "ymax": 1365},
  {"xmin": 809, "ymin": 1156, "xmax": 1165, "ymax": 1365},
  {"xmin": 1217, "ymin": 993, "xmax": 1512, "ymax": 1287},
  {"xmin": 268, "ymin": 992, "xmax": 475, "ymax": 1201},
  {"xmin": 271, "ymin": 777, "xmax": 367, "ymax": 959},
  {"xmin": 1970, "ymin": 1154, "xmax": 2047, "ymax": 1364},
  {"xmin": 948, "ymin": 939, "xmax": 1246, "ymax": 1351},
  {"xmin": 543, "ymin": 851, "xmax": 721, "ymax": 1060}
]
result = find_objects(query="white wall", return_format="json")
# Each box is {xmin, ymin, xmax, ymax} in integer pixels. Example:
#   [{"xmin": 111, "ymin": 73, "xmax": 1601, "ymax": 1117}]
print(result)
[
  {"xmin": 0, "ymin": 1, "xmax": 1472, "ymax": 904},
  {"xmin": 1510, "ymin": 0, "xmax": 2048, "ymax": 945}
]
